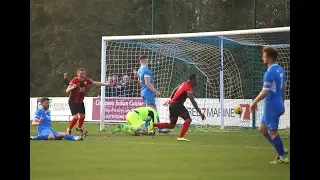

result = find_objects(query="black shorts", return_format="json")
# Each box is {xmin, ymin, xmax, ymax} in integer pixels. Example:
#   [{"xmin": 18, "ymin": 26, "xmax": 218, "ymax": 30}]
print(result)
[
  {"xmin": 169, "ymin": 103, "xmax": 191, "ymax": 125},
  {"xmin": 68, "ymin": 102, "xmax": 85, "ymax": 115}
]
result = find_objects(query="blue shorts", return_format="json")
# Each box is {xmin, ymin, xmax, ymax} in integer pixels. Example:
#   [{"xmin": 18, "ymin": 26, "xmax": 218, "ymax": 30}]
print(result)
[
  {"xmin": 38, "ymin": 128, "xmax": 59, "ymax": 137},
  {"xmin": 260, "ymin": 107, "xmax": 283, "ymax": 130},
  {"xmin": 142, "ymin": 96, "xmax": 156, "ymax": 106}
]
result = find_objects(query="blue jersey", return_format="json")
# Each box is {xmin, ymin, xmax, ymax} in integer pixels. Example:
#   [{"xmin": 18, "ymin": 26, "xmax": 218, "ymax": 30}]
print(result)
[
  {"xmin": 262, "ymin": 64, "xmax": 285, "ymax": 108},
  {"xmin": 137, "ymin": 66, "xmax": 154, "ymax": 97},
  {"xmin": 34, "ymin": 108, "xmax": 52, "ymax": 132}
]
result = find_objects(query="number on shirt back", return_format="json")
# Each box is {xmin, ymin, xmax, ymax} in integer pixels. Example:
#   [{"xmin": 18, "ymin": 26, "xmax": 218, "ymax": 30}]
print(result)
[
  {"xmin": 138, "ymin": 73, "xmax": 143, "ymax": 83},
  {"xmin": 280, "ymin": 73, "xmax": 284, "ymax": 89}
]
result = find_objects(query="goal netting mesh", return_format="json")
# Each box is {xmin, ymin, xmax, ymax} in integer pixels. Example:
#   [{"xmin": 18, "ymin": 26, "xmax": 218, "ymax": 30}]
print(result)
[{"xmin": 101, "ymin": 27, "xmax": 290, "ymax": 135}]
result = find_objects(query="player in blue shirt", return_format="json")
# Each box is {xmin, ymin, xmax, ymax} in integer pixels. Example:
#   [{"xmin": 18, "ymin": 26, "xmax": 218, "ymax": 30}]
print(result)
[
  {"xmin": 136, "ymin": 55, "xmax": 169, "ymax": 134},
  {"xmin": 250, "ymin": 46, "xmax": 289, "ymax": 164},
  {"xmin": 30, "ymin": 97, "xmax": 87, "ymax": 141}
]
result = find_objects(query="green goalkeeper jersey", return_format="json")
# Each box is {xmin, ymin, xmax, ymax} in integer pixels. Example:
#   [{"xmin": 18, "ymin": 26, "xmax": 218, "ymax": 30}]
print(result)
[{"xmin": 133, "ymin": 106, "xmax": 158, "ymax": 123}]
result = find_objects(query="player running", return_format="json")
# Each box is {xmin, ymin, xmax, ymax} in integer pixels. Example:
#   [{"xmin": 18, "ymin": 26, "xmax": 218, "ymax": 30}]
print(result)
[
  {"xmin": 66, "ymin": 67, "xmax": 110, "ymax": 135},
  {"xmin": 112, "ymin": 106, "xmax": 158, "ymax": 136},
  {"xmin": 136, "ymin": 55, "xmax": 169, "ymax": 134},
  {"xmin": 30, "ymin": 97, "xmax": 87, "ymax": 141},
  {"xmin": 153, "ymin": 74, "xmax": 205, "ymax": 142},
  {"xmin": 250, "ymin": 46, "xmax": 289, "ymax": 164}
]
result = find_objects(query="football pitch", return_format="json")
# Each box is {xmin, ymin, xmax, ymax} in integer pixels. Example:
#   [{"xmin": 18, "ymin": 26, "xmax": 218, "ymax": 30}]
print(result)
[{"xmin": 30, "ymin": 122, "xmax": 290, "ymax": 180}]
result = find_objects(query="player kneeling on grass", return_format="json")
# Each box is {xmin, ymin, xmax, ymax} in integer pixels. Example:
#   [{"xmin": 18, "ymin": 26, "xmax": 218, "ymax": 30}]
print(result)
[
  {"xmin": 153, "ymin": 74, "xmax": 205, "ymax": 142},
  {"xmin": 30, "ymin": 97, "xmax": 87, "ymax": 141},
  {"xmin": 112, "ymin": 106, "xmax": 158, "ymax": 136}
]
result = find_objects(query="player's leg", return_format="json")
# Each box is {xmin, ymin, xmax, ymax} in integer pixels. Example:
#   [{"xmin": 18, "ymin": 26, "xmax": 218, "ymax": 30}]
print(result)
[
  {"xmin": 143, "ymin": 96, "xmax": 170, "ymax": 133},
  {"xmin": 76, "ymin": 103, "xmax": 87, "ymax": 134},
  {"xmin": 265, "ymin": 110, "xmax": 289, "ymax": 164},
  {"xmin": 67, "ymin": 102, "xmax": 79, "ymax": 134},
  {"xmin": 31, "ymin": 128, "xmax": 55, "ymax": 140},
  {"xmin": 260, "ymin": 112, "xmax": 288, "ymax": 162},
  {"xmin": 124, "ymin": 112, "xmax": 143, "ymax": 136},
  {"xmin": 176, "ymin": 106, "xmax": 192, "ymax": 142},
  {"xmin": 153, "ymin": 104, "xmax": 178, "ymax": 130},
  {"xmin": 259, "ymin": 114, "xmax": 273, "ymax": 144},
  {"xmin": 55, "ymin": 131, "xmax": 87, "ymax": 141},
  {"xmin": 113, "ymin": 112, "xmax": 138, "ymax": 135}
]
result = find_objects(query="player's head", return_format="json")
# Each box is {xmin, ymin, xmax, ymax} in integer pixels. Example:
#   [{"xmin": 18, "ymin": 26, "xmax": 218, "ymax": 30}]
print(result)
[
  {"xmin": 262, "ymin": 46, "xmax": 278, "ymax": 65},
  {"xmin": 188, "ymin": 74, "xmax": 197, "ymax": 86},
  {"xmin": 40, "ymin": 97, "xmax": 50, "ymax": 110},
  {"xmin": 139, "ymin": 55, "xmax": 148, "ymax": 66},
  {"xmin": 77, "ymin": 68, "xmax": 86, "ymax": 79}
]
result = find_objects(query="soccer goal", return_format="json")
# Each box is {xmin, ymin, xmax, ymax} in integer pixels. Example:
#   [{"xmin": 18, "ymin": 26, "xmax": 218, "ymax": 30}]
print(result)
[{"xmin": 99, "ymin": 27, "xmax": 290, "ymax": 134}]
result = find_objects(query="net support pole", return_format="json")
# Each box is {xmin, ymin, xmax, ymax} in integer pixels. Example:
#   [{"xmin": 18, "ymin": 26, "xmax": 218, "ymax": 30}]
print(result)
[
  {"xmin": 100, "ymin": 39, "xmax": 107, "ymax": 131},
  {"xmin": 219, "ymin": 37, "xmax": 224, "ymax": 131}
]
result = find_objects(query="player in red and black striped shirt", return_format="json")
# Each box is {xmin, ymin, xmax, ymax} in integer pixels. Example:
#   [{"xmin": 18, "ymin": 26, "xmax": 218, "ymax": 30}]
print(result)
[
  {"xmin": 66, "ymin": 68, "xmax": 109, "ymax": 134},
  {"xmin": 153, "ymin": 74, "xmax": 205, "ymax": 141}
]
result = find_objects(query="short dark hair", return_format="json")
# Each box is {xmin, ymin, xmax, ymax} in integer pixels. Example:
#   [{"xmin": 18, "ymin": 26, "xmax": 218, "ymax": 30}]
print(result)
[
  {"xmin": 40, "ymin": 97, "xmax": 50, "ymax": 103},
  {"xmin": 188, "ymin": 74, "xmax": 197, "ymax": 81},
  {"xmin": 262, "ymin": 46, "xmax": 278, "ymax": 61},
  {"xmin": 140, "ymin": 55, "xmax": 148, "ymax": 60}
]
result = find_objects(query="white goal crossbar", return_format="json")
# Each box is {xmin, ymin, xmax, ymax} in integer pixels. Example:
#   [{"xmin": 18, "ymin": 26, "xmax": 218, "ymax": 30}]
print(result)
[{"xmin": 100, "ymin": 27, "xmax": 290, "ymax": 131}]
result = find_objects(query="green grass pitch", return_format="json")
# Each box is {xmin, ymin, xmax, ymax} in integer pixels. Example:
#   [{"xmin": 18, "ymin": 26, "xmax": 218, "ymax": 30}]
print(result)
[{"xmin": 30, "ymin": 122, "xmax": 290, "ymax": 180}]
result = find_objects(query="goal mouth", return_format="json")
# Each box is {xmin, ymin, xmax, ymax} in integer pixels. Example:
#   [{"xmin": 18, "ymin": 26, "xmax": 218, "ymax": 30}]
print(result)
[{"xmin": 98, "ymin": 27, "xmax": 290, "ymax": 135}]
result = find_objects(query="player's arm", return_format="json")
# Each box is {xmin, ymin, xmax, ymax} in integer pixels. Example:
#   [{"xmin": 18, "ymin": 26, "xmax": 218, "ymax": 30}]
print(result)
[
  {"xmin": 252, "ymin": 72, "xmax": 272, "ymax": 105},
  {"xmin": 66, "ymin": 80, "xmax": 77, "ymax": 94},
  {"xmin": 187, "ymin": 91, "xmax": 202, "ymax": 115},
  {"xmin": 31, "ymin": 110, "xmax": 43, "ymax": 126},
  {"xmin": 170, "ymin": 86, "xmax": 179, "ymax": 99},
  {"xmin": 92, "ymin": 81, "xmax": 109, "ymax": 87},
  {"xmin": 188, "ymin": 91, "xmax": 205, "ymax": 119},
  {"xmin": 144, "ymin": 76, "xmax": 160, "ymax": 95},
  {"xmin": 163, "ymin": 85, "xmax": 179, "ymax": 106},
  {"xmin": 147, "ymin": 109, "xmax": 158, "ymax": 132}
]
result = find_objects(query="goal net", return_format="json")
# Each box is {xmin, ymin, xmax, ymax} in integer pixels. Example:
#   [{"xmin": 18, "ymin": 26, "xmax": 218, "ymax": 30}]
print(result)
[{"xmin": 99, "ymin": 27, "xmax": 290, "ymax": 135}]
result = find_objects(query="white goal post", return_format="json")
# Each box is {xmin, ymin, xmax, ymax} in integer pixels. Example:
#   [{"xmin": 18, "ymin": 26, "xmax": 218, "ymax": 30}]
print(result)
[{"xmin": 100, "ymin": 27, "xmax": 290, "ymax": 132}]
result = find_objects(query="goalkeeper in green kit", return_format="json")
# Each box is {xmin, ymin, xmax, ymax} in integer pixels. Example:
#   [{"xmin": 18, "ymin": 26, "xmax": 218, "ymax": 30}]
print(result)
[{"xmin": 112, "ymin": 106, "xmax": 158, "ymax": 136}]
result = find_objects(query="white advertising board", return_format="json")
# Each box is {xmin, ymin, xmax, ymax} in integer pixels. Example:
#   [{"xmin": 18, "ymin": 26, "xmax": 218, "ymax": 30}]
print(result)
[{"xmin": 29, "ymin": 97, "xmax": 290, "ymax": 129}]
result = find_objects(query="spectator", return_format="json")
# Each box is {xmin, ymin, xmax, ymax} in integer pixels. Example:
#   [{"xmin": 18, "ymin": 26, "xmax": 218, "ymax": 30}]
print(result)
[
  {"xmin": 63, "ymin": 73, "xmax": 69, "ymax": 87},
  {"xmin": 98, "ymin": 75, "xmax": 115, "ymax": 97},
  {"xmin": 120, "ymin": 75, "xmax": 136, "ymax": 97},
  {"xmin": 111, "ymin": 75, "xmax": 122, "ymax": 97}
]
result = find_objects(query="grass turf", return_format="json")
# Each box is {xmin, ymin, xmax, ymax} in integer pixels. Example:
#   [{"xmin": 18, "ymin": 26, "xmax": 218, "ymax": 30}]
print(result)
[{"xmin": 30, "ymin": 122, "xmax": 290, "ymax": 180}]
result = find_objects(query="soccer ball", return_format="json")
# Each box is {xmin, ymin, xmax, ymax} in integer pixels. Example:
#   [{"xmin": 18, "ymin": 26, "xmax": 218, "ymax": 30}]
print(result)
[{"xmin": 234, "ymin": 105, "xmax": 243, "ymax": 114}]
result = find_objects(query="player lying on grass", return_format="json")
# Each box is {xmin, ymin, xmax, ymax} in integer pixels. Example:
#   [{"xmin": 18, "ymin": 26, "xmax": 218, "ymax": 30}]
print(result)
[
  {"xmin": 152, "ymin": 74, "xmax": 205, "ymax": 142},
  {"xmin": 112, "ymin": 106, "xmax": 159, "ymax": 136},
  {"xmin": 30, "ymin": 97, "xmax": 87, "ymax": 141},
  {"xmin": 250, "ymin": 46, "xmax": 289, "ymax": 164}
]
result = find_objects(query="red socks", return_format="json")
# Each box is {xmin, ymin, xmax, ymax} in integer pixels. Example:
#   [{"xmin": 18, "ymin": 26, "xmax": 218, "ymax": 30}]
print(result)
[
  {"xmin": 68, "ymin": 118, "xmax": 78, "ymax": 129},
  {"xmin": 153, "ymin": 123, "xmax": 170, "ymax": 129},
  {"xmin": 178, "ymin": 120, "xmax": 191, "ymax": 138},
  {"xmin": 78, "ymin": 117, "xmax": 85, "ymax": 129}
]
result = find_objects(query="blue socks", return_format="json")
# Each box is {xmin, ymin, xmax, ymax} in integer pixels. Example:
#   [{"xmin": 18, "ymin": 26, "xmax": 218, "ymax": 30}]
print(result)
[
  {"xmin": 64, "ymin": 134, "xmax": 77, "ymax": 141},
  {"xmin": 271, "ymin": 135, "xmax": 285, "ymax": 156},
  {"xmin": 31, "ymin": 135, "xmax": 48, "ymax": 140},
  {"xmin": 263, "ymin": 132, "xmax": 273, "ymax": 144}
]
